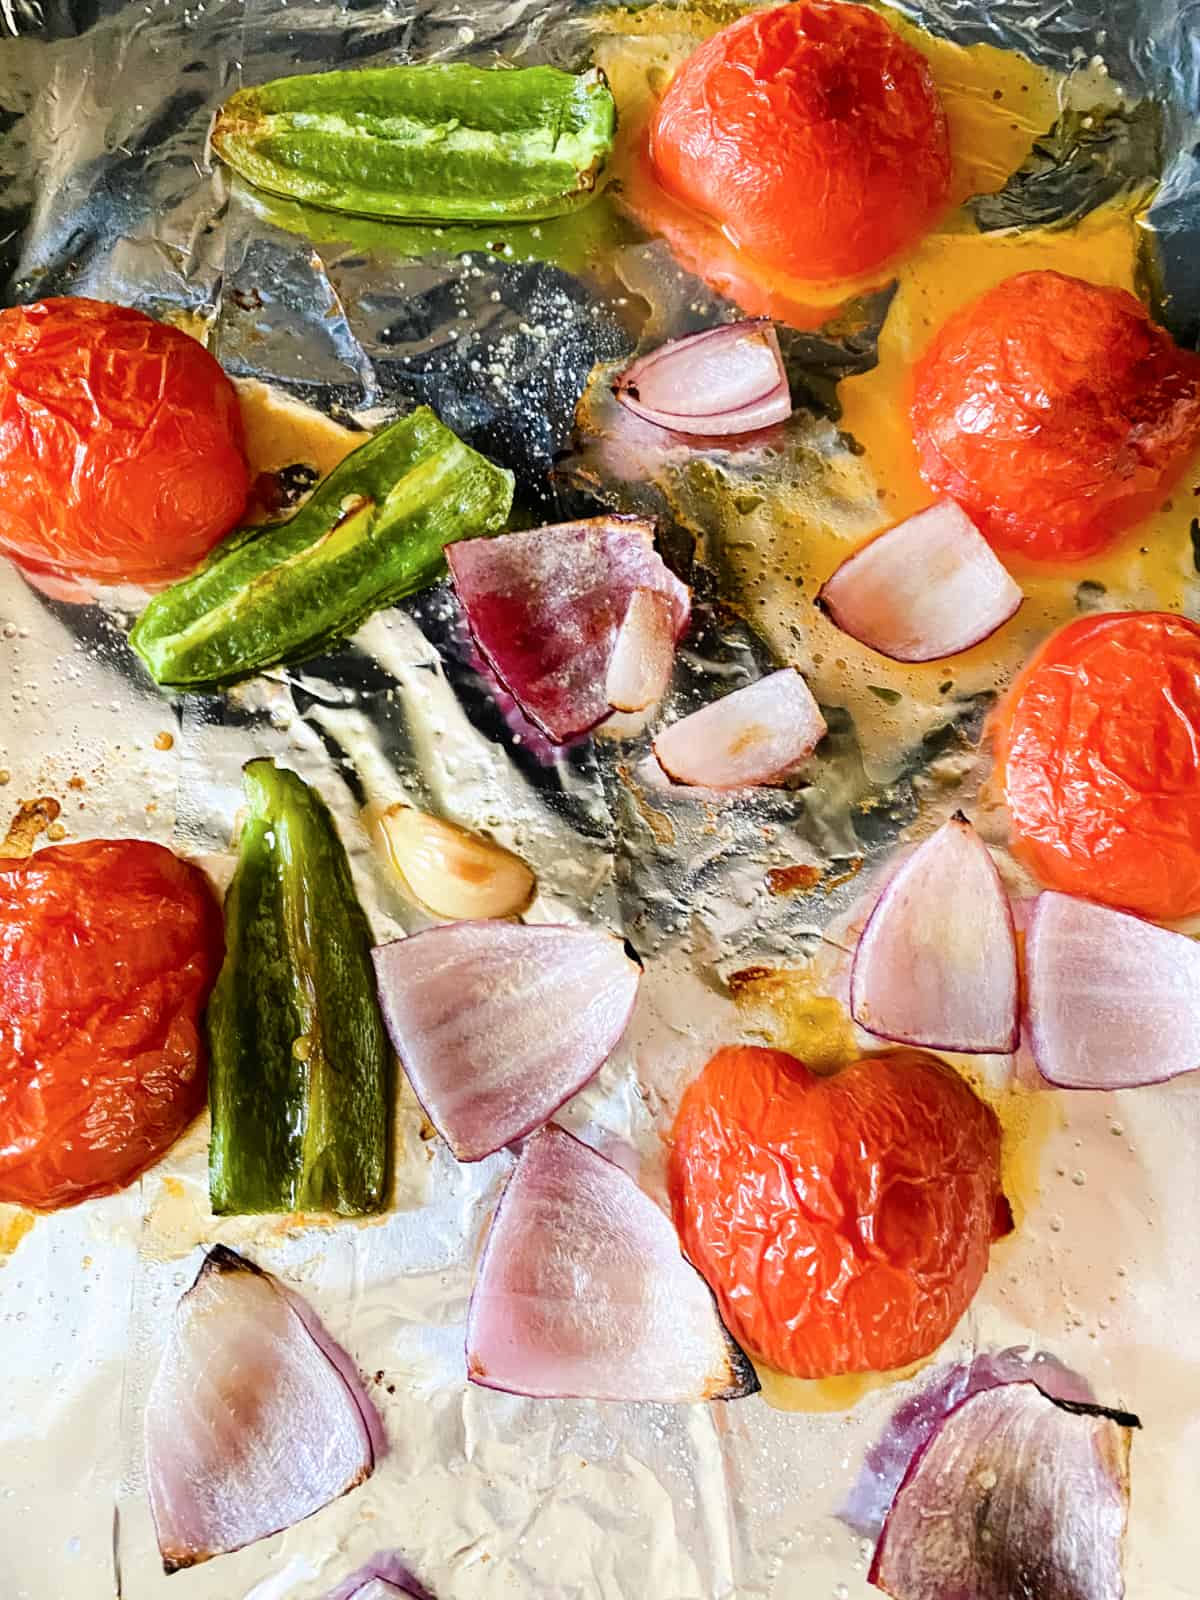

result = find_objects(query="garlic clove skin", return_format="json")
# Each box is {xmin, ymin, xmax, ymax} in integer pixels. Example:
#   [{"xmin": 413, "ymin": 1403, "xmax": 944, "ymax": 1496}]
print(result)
[{"xmin": 374, "ymin": 805, "xmax": 535, "ymax": 922}]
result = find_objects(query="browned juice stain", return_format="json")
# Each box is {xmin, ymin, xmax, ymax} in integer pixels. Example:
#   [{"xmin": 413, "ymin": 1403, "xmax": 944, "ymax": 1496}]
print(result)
[
  {"xmin": 0, "ymin": 1209, "xmax": 34, "ymax": 1261},
  {"xmin": 729, "ymin": 966, "xmax": 858, "ymax": 1072},
  {"xmin": 233, "ymin": 379, "xmax": 363, "ymax": 524},
  {"xmin": 0, "ymin": 797, "xmax": 61, "ymax": 859}
]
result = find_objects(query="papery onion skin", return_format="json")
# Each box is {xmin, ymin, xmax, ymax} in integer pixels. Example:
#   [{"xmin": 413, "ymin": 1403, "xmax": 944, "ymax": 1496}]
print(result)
[
  {"xmin": 850, "ymin": 813, "xmax": 1019, "ymax": 1054},
  {"xmin": 466, "ymin": 1122, "xmax": 759, "ymax": 1402},
  {"xmin": 613, "ymin": 320, "xmax": 792, "ymax": 437},
  {"xmin": 652, "ymin": 667, "xmax": 826, "ymax": 789},
  {"xmin": 870, "ymin": 1381, "xmax": 1138, "ymax": 1600},
  {"xmin": 448, "ymin": 515, "xmax": 690, "ymax": 743},
  {"xmin": 145, "ymin": 1246, "xmax": 376, "ymax": 1573},
  {"xmin": 372, "ymin": 922, "xmax": 641, "ymax": 1163},
  {"xmin": 1026, "ymin": 890, "xmax": 1200, "ymax": 1089},
  {"xmin": 817, "ymin": 499, "xmax": 1023, "ymax": 663}
]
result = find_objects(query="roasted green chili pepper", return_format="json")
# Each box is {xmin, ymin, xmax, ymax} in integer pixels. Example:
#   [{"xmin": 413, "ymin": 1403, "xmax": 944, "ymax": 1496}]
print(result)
[
  {"xmin": 211, "ymin": 63, "xmax": 616, "ymax": 222},
  {"xmin": 131, "ymin": 405, "xmax": 513, "ymax": 689},
  {"xmin": 208, "ymin": 760, "xmax": 391, "ymax": 1216}
]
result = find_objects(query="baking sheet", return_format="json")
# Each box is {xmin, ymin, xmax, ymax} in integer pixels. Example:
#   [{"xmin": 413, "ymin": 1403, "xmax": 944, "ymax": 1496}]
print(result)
[{"xmin": 2, "ymin": 1, "xmax": 1200, "ymax": 1597}]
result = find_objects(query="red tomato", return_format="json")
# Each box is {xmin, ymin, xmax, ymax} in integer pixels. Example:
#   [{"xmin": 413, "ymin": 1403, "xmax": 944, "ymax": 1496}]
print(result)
[
  {"xmin": 648, "ymin": 2, "xmax": 951, "ymax": 281},
  {"xmin": 0, "ymin": 840, "xmax": 224, "ymax": 1210},
  {"xmin": 996, "ymin": 612, "xmax": 1200, "ymax": 920},
  {"xmin": 911, "ymin": 271, "xmax": 1200, "ymax": 561},
  {"xmin": 669, "ymin": 1046, "xmax": 1009, "ymax": 1378},
  {"xmin": 0, "ymin": 298, "xmax": 250, "ymax": 585}
]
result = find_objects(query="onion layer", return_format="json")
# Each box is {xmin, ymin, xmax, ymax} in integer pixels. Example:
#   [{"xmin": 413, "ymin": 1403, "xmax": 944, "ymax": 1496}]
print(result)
[
  {"xmin": 372, "ymin": 922, "xmax": 641, "ymax": 1163},
  {"xmin": 818, "ymin": 500, "xmax": 1023, "ymax": 662},
  {"xmin": 871, "ymin": 1382, "xmax": 1137, "ymax": 1600},
  {"xmin": 145, "ymin": 1246, "xmax": 375, "ymax": 1572},
  {"xmin": 466, "ymin": 1123, "xmax": 759, "ymax": 1402},
  {"xmin": 1027, "ymin": 890, "xmax": 1200, "ymax": 1088},
  {"xmin": 850, "ymin": 813, "xmax": 1018, "ymax": 1053},
  {"xmin": 652, "ymin": 668, "xmax": 826, "ymax": 789},
  {"xmin": 614, "ymin": 320, "xmax": 792, "ymax": 437},
  {"xmin": 605, "ymin": 586, "xmax": 676, "ymax": 712},
  {"xmin": 842, "ymin": 1349, "xmax": 1097, "ymax": 1541},
  {"xmin": 448, "ymin": 516, "xmax": 690, "ymax": 743}
]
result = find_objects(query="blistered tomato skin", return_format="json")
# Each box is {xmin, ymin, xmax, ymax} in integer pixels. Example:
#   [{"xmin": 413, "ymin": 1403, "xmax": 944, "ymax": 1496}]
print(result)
[
  {"xmin": 0, "ymin": 841, "xmax": 224, "ymax": 1211},
  {"xmin": 0, "ymin": 298, "xmax": 250, "ymax": 585},
  {"xmin": 648, "ymin": 2, "xmax": 951, "ymax": 281},
  {"xmin": 911, "ymin": 271, "xmax": 1200, "ymax": 561},
  {"xmin": 669, "ymin": 1046, "xmax": 1008, "ymax": 1379},
  {"xmin": 997, "ymin": 612, "xmax": 1200, "ymax": 921}
]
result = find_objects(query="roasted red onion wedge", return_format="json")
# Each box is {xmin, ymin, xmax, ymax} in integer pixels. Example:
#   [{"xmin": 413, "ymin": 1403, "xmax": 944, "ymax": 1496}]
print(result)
[
  {"xmin": 870, "ymin": 1382, "xmax": 1138, "ymax": 1600},
  {"xmin": 605, "ymin": 586, "xmax": 676, "ymax": 712},
  {"xmin": 652, "ymin": 668, "xmax": 826, "ymax": 789},
  {"xmin": 347, "ymin": 1581, "xmax": 424, "ymax": 1600},
  {"xmin": 613, "ymin": 320, "xmax": 792, "ymax": 437},
  {"xmin": 145, "ymin": 1246, "xmax": 375, "ymax": 1573},
  {"xmin": 326, "ymin": 1553, "xmax": 433, "ymax": 1600},
  {"xmin": 466, "ymin": 1123, "xmax": 759, "ymax": 1402},
  {"xmin": 447, "ymin": 517, "xmax": 690, "ymax": 743},
  {"xmin": 372, "ymin": 922, "xmax": 641, "ymax": 1163},
  {"xmin": 851, "ymin": 813, "xmax": 1018, "ymax": 1053},
  {"xmin": 1027, "ymin": 891, "xmax": 1200, "ymax": 1088},
  {"xmin": 842, "ymin": 1349, "xmax": 1097, "ymax": 1541},
  {"xmin": 817, "ymin": 500, "xmax": 1023, "ymax": 662}
]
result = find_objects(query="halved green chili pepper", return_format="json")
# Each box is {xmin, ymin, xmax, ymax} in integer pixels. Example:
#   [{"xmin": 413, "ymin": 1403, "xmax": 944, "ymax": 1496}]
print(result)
[
  {"xmin": 208, "ymin": 760, "xmax": 391, "ymax": 1216},
  {"xmin": 211, "ymin": 63, "xmax": 616, "ymax": 223},
  {"xmin": 130, "ymin": 405, "xmax": 514, "ymax": 690}
]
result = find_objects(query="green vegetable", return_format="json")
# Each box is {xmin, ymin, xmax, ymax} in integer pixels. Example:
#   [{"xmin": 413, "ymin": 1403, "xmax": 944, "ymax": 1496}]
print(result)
[
  {"xmin": 208, "ymin": 760, "xmax": 391, "ymax": 1215},
  {"xmin": 131, "ymin": 405, "xmax": 513, "ymax": 689},
  {"xmin": 212, "ymin": 63, "xmax": 616, "ymax": 222}
]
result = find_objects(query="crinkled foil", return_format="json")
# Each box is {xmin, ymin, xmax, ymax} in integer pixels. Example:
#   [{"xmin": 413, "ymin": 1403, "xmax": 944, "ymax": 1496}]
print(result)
[{"xmin": 2, "ymin": 2, "xmax": 1200, "ymax": 1597}]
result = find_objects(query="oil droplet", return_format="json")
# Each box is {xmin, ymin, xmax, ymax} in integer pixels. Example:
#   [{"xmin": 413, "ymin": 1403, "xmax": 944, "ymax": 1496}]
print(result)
[
  {"xmin": 153, "ymin": 730, "xmax": 175, "ymax": 752},
  {"xmin": 0, "ymin": 771, "xmax": 9, "ymax": 785},
  {"xmin": 46, "ymin": 821, "xmax": 66, "ymax": 842}
]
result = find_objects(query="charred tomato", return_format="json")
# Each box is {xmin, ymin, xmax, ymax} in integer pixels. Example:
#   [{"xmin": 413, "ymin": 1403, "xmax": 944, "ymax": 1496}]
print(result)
[
  {"xmin": 0, "ymin": 839, "xmax": 224, "ymax": 1210},
  {"xmin": 0, "ymin": 298, "xmax": 250, "ymax": 586},
  {"xmin": 648, "ymin": 2, "xmax": 951, "ymax": 281},
  {"xmin": 997, "ymin": 611, "xmax": 1200, "ymax": 920},
  {"xmin": 669, "ymin": 1046, "xmax": 1009, "ymax": 1379},
  {"xmin": 910, "ymin": 271, "xmax": 1200, "ymax": 561}
]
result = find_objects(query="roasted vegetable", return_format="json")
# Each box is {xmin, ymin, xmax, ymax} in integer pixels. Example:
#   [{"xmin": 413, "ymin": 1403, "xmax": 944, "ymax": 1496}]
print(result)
[
  {"xmin": 131, "ymin": 405, "xmax": 513, "ymax": 689},
  {"xmin": 208, "ymin": 761, "xmax": 390, "ymax": 1215},
  {"xmin": 212, "ymin": 63, "xmax": 616, "ymax": 223}
]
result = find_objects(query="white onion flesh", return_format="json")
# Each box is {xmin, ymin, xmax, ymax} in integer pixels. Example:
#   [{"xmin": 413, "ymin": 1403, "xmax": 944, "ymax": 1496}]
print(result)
[
  {"xmin": 652, "ymin": 668, "xmax": 826, "ymax": 789},
  {"xmin": 372, "ymin": 922, "xmax": 641, "ymax": 1163},
  {"xmin": 1027, "ymin": 891, "xmax": 1200, "ymax": 1088},
  {"xmin": 145, "ymin": 1247, "xmax": 374, "ymax": 1572},
  {"xmin": 605, "ymin": 586, "xmax": 676, "ymax": 712},
  {"xmin": 465, "ymin": 1123, "xmax": 759, "ymax": 1402},
  {"xmin": 614, "ymin": 320, "xmax": 792, "ymax": 437},
  {"xmin": 850, "ymin": 814, "xmax": 1019, "ymax": 1053},
  {"xmin": 871, "ymin": 1382, "xmax": 1135, "ymax": 1600},
  {"xmin": 818, "ymin": 500, "xmax": 1023, "ymax": 662}
]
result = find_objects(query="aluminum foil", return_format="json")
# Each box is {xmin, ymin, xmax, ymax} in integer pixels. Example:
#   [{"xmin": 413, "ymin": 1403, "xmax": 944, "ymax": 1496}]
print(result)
[{"xmin": 2, "ymin": 2, "xmax": 1200, "ymax": 1597}]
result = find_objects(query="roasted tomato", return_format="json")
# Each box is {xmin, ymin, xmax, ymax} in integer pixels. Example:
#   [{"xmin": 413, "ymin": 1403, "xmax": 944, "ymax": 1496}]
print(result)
[
  {"xmin": 911, "ymin": 271, "xmax": 1200, "ymax": 561},
  {"xmin": 648, "ymin": 2, "xmax": 951, "ymax": 282},
  {"xmin": 669, "ymin": 1046, "xmax": 1009, "ymax": 1379},
  {"xmin": 0, "ymin": 840, "xmax": 224, "ymax": 1210},
  {"xmin": 0, "ymin": 298, "xmax": 249, "ymax": 586},
  {"xmin": 996, "ymin": 612, "xmax": 1200, "ymax": 920}
]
